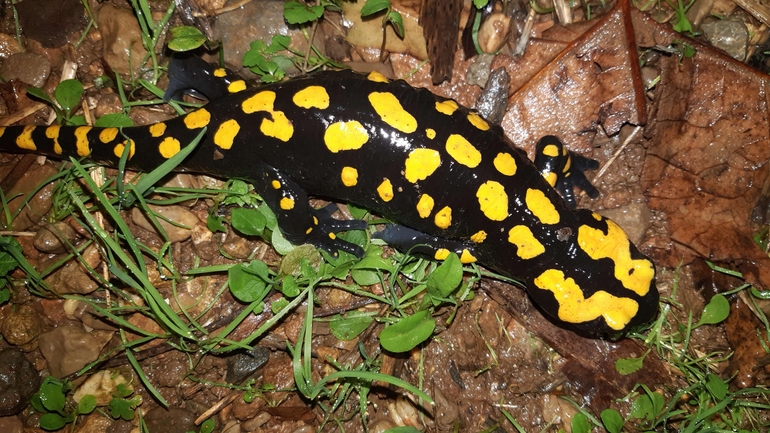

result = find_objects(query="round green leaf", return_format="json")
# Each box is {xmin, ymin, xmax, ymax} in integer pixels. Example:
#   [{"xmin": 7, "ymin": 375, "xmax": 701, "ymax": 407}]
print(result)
[
  {"xmin": 168, "ymin": 26, "xmax": 207, "ymax": 52},
  {"xmin": 40, "ymin": 413, "xmax": 67, "ymax": 430},
  {"xmin": 231, "ymin": 208, "xmax": 267, "ymax": 237},
  {"xmin": 427, "ymin": 253, "xmax": 463, "ymax": 298},
  {"xmin": 228, "ymin": 261, "xmax": 271, "ymax": 303},
  {"xmin": 330, "ymin": 312, "xmax": 374, "ymax": 340},
  {"xmin": 379, "ymin": 310, "xmax": 435, "ymax": 353},
  {"xmin": 54, "ymin": 79, "xmax": 84, "ymax": 112},
  {"xmin": 600, "ymin": 408, "xmax": 624, "ymax": 433},
  {"xmin": 284, "ymin": 1, "xmax": 324, "ymax": 24},
  {"xmin": 570, "ymin": 412, "xmax": 591, "ymax": 433},
  {"xmin": 361, "ymin": 0, "xmax": 390, "ymax": 16},
  {"xmin": 95, "ymin": 113, "xmax": 133, "ymax": 128},
  {"xmin": 698, "ymin": 294, "xmax": 729, "ymax": 326},
  {"xmin": 77, "ymin": 394, "xmax": 97, "ymax": 415}
]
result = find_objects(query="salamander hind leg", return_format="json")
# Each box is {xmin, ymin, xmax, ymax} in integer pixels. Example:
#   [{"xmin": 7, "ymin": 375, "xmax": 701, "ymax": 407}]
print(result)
[
  {"xmin": 375, "ymin": 225, "xmax": 478, "ymax": 264},
  {"xmin": 253, "ymin": 164, "xmax": 367, "ymax": 258}
]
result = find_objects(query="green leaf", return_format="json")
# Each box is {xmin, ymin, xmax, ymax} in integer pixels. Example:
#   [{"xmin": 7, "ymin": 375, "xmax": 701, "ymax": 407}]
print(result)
[
  {"xmin": 386, "ymin": 11, "xmax": 405, "ymax": 38},
  {"xmin": 0, "ymin": 288, "xmax": 9, "ymax": 304},
  {"xmin": 384, "ymin": 427, "xmax": 422, "ymax": 433},
  {"xmin": 39, "ymin": 378, "xmax": 66, "ymax": 413},
  {"xmin": 280, "ymin": 275, "xmax": 300, "ymax": 297},
  {"xmin": 54, "ymin": 79, "xmax": 84, "ymax": 112},
  {"xmin": 231, "ymin": 208, "xmax": 267, "ymax": 237},
  {"xmin": 271, "ymin": 297, "xmax": 289, "ymax": 314},
  {"xmin": 271, "ymin": 228, "xmax": 294, "ymax": 256},
  {"xmin": 570, "ymin": 412, "xmax": 591, "ymax": 433},
  {"xmin": 427, "ymin": 253, "xmax": 463, "ymax": 298},
  {"xmin": 266, "ymin": 35, "xmax": 292, "ymax": 53},
  {"xmin": 228, "ymin": 261, "xmax": 273, "ymax": 303},
  {"xmin": 379, "ymin": 310, "xmax": 435, "ymax": 352},
  {"xmin": 95, "ymin": 113, "xmax": 134, "ymax": 128},
  {"xmin": 361, "ymin": 0, "xmax": 391, "ymax": 16},
  {"xmin": 77, "ymin": 394, "xmax": 97, "ymax": 415},
  {"xmin": 600, "ymin": 408, "xmax": 624, "ymax": 433},
  {"xmin": 66, "ymin": 115, "xmax": 87, "ymax": 126},
  {"xmin": 207, "ymin": 215, "xmax": 227, "ymax": 233},
  {"xmin": 629, "ymin": 394, "xmax": 653, "ymax": 420},
  {"xmin": 283, "ymin": 1, "xmax": 325, "ymax": 25},
  {"xmin": 200, "ymin": 418, "xmax": 216, "ymax": 433},
  {"xmin": 705, "ymin": 373, "xmax": 728, "ymax": 400},
  {"xmin": 0, "ymin": 249, "xmax": 18, "ymax": 275},
  {"xmin": 26, "ymin": 86, "xmax": 55, "ymax": 105},
  {"xmin": 697, "ymin": 294, "xmax": 729, "ymax": 326},
  {"xmin": 168, "ymin": 26, "xmax": 207, "ymax": 52},
  {"xmin": 329, "ymin": 312, "xmax": 374, "ymax": 340},
  {"xmin": 40, "ymin": 413, "xmax": 67, "ymax": 430},
  {"xmin": 351, "ymin": 268, "xmax": 381, "ymax": 286},
  {"xmin": 615, "ymin": 353, "xmax": 645, "ymax": 375},
  {"xmin": 473, "ymin": 0, "xmax": 490, "ymax": 8}
]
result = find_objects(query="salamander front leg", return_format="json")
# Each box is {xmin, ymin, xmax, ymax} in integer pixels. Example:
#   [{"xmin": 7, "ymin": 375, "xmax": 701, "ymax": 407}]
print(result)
[
  {"xmin": 252, "ymin": 164, "xmax": 367, "ymax": 257},
  {"xmin": 374, "ymin": 224, "xmax": 478, "ymax": 264},
  {"xmin": 534, "ymin": 136, "xmax": 600, "ymax": 208}
]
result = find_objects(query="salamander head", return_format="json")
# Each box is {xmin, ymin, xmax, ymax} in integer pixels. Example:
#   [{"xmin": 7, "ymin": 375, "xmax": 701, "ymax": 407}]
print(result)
[{"xmin": 526, "ymin": 210, "xmax": 659, "ymax": 334}]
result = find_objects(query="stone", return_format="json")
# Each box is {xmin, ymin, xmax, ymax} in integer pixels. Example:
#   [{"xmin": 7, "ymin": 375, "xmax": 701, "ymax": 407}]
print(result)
[
  {"xmin": 0, "ymin": 52, "xmax": 51, "ymax": 87},
  {"xmin": 96, "ymin": 4, "xmax": 148, "ymax": 78},
  {"xmin": 34, "ymin": 222, "xmax": 78, "ymax": 254},
  {"xmin": 38, "ymin": 325, "xmax": 110, "ymax": 378},
  {"xmin": 0, "ymin": 348, "xmax": 40, "ymax": 416},
  {"xmin": 701, "ymin": 17, "xmax": 749, "ymax": 61},
  {"xmin": 131, "ymin": 204, "xmax": 200, "ymax": 243},
  {"xmin": 143, "ymin": 407, "xmax": 196, "ymax": 433},
  {"xmin": 225, "ymin": 346, "xmax": 270, "ymax": 385}
]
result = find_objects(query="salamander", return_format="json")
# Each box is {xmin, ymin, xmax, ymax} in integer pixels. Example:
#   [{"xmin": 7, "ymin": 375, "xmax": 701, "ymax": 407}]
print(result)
[{"xmin": 0, "ymin": 59, "xmax": 658, "ymax": 334}]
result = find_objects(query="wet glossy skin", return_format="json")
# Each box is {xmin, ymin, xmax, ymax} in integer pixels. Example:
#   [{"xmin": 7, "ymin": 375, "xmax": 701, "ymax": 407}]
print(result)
[{"xmin": 0, "ymin": 68, "xmax": 658, "ymax": 334}]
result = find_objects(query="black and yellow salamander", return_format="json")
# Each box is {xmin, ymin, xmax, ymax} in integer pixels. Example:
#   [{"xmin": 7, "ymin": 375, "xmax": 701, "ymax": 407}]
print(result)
[{"xmin": 0, "ymin": 61, "xmax": 658, "ymax": 334}]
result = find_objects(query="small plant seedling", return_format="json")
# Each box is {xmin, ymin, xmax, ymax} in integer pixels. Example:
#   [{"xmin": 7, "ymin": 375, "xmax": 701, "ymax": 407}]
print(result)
[{"xmin": 31, "ymin": 377, "xmax": 97, "ymax": 431}]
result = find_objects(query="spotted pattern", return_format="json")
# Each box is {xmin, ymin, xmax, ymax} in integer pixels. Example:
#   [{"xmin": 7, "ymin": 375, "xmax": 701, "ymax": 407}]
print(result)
[
  {"xmin": 74, "ymin": 127, "xmax": 92, "ymax": 157},
  {"xmin": 434, "ymin": 206, "xmax": 452, "ymax": 229},
  {"xmin": 493, "ymin": 152, "xmax": 517, "ymax": 176},
  {"xmin": 228, "ymin": 80, "xmax": 247, "ymax": 93},
  {"xmin": 507, "ymin": 225, "xmax": 545, "ymax": 259},
  {"xmin": 426, "ymin": 128, "xmax": 436, "ymax": 139},
  {"xmin": 434, "ymin": 248, "xmax": 450, "ymax": 260},
  {"xmin": 280, "ymin": 197, "xmax": 295, "ymax": 210},
  {"xmin": 271, "ymin": 180, "xmax": 281, "ymax": 189},
  {"xmin": 416, "ymin": 194, "xmax": 434, "ymax": 218},
  {"xmin": 113, "ymin": 140, "xmax": 135, "ymax": 159},
  {"xmin": 467, "ymin": 113, "xmax": 489, "ymax": 131},
  {"xmin": 470, "ymin": 230, "xmax": 487, "ymax": 243},
  {"xmin": 213, "ymin": 68, "xmax": 227, "ymax": 78},
  {"xmin": 435, "ymin": 100, "xmax": 458, "ymax": 116},
  {"xmin": 159, "ymin": 137, "xmax": 181, "ymax": 158},
  {"xmin": 542, "ymin": 144, "xmax": 560, "ymax": 157},
  {"xmin": 214, "ymin": 119, "xmax": 241, "ymax": 150},
  {"xmin": 525, "ymin": 188, "xmax": 560, "ymax": 225},
  {"xmin": 149, "ymin": 123, "xmax": 166, "ymax": 137},
  {"xmin": 377, "ymin": 178, "xmax": 394, "ymax": 202},
  {"xmin": 341, "ymin": 166, "xmax": 358, "ymax": 187},
  {"xmin": 184, "ymin": 108, "xmax": 211, "ymax": 129},
  {"xmin": 404, "ymin": 148, "xmax": 440, "ymax": 183},
  {"xmin": 242, "ymin": 91, "xmax": 294, "ymax": 142},
  {"xmin": 99, "ymin": 128, "xmax": 118, "ymax": 143},
  {"xmin": 534, "ymin": 269, "xmax": 640, "ymax": 331},
  {"xmin": 476, "ymin": 181, "xmax": 509, "ymax": 221},
  {"xmin": 45, "ymin": 126, "xmax": 62, "ymax": 155},
  {"xmin": 368, "ymin": 92, "xmax": 417, "ymax": 134},
  {"xmin": 367, "ymin": 71, "xmax": 389, "ymax": 83},
  {"xmin": 460, "ymin": 249, "xmax": 477, "ymax": 264},
  {"xmin": 445, "ymin": 134, "xmax": 481, "ymax": 168},
  {"xmin": 16, "ymin": 125, "xmax": 36, "ymax": 150},
  {"xmin": 293, "ymin": 86, "xmax": 330, "ymax": 109},
  {"xmin": 324, "ymin": 121, "xmax": 369, "ymax": 153},
  {"xmin": 577, "ymin": 220, "xmax": 655, "ymax": 296}
]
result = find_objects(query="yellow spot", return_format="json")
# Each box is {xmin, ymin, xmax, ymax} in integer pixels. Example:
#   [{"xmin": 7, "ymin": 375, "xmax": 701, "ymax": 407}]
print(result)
[
  {"xmin": 377, "ymin": 178, "xmax": 394, "ymax": 202},
  {"xmin": 562, "ymin": 156, "xmax": 572, "ymax": 173},
  {"xmin": 214, "ymin": 119, "xmax": 241, "ymax": 149},
  {"xmin": 367, "ymin": 71, "xmax": 390, "ymax": 83},
  {"xmin": 542, "ymin": 144, "xmax": 560, "ymax": 157},
  {"xmin": 476, "ymin": 181, "xmax": 509, "ymax": 221},
  {"xmin": 494, "ymin": 152, "xmax": 517, "ymax": 176},
  {"xmin": 368, "ymin": 92, "xmax": 417, "ymax": 134},
  {"xmin": 470, "ymin": 230, "xmax": 487, "ymax": 243},
  {"xmin": 46, "ymin": 126, "xmax": 62, "ymax": 155},
  {"xmin": 228, "ymin": 80, "xmax": 246, "ymax": 93},
  {"xmin": 578, "ymin": 220, "xmax": 655, "ymax": 297},
  {"xmin": 328, "ymin": 232, "xmax": 337, "ymax": 240},
  {"xmin": 271, "ymin": 180, "xmax": 281, "ymax": 189},
  {"xmin": 74, "ymin": 126, "xmax": 92, "ymax": 157},
  {"xmin": 16, "ymin": 125, "xmax": 36, "ymax": 150},
  {"xmin": 543, "ymin": 172, "xmax": 558, "ymax": 187},
  {"xmin": 592, "ymin": 212, "xmax": 603, "ymax": 221},
  {"xmin": 99, "ymin": 127, "xmax": 118, "ymax": 143},
  {"xmin": 280, "ymin": 197, "xmax": 295, "ymax": 210},
  {"xmin": 416, "ymin": 194, "xmax": 434, "ymax": 218},
  {"xmin": 260, "ymin": 111, "xmax": 294, "ymax": 142},
  {"xmin": 324, "ymin": 121, "xmax": 369, "ymax": 152},
  {"xmin": 434, "ymin": 249, "xmax": 450, "ymax": 260},
  {"xmin": 159, "ymin": 137, "xmax": 181, "ymax": 158},
  {"xmin": 0, "ymin": 127, "xmax": 5, "ymax": 137},
  {"xmin": 242, "ymin": 91, "xmax": 275, "ymax": 113},
  {"xmin": 467, "ymin": 113, "xmax": 489, "ymax": 131},
  {"xmin": 435, "ymin": 100, "xmax": 458, "ymax": 115},
  {"xmin": 149, "ymin": 123, "xmax": 166, "ymax": 137},
  {"xmin": 113, "ymin": 140, "xmax": 135, "ymax": 159},
  {"xmin": 313, "ymin": 216, "xmax": 319, "ymax": 225},
  {"xmin": 293, "ymin": 86, "xmax": 330, "ymax": 109},
  {"xmin": 534, "ymin": 269, "xmax": 640, "ymax": 331},
  {"xmin": 446, "ymin": 134, "xmax": 481, "ymax": 168},
  {"xmin": 526, "ymin": 189, "xmax": 560, "ymax": 224},
  {"xmin": 460, "ymin": 249, "xmax": 477, "ymax": 264},
  {"xmin": 213, "ymin": 68, "xmax": 227, "ymax": 77},
  {"xmin": 341, "ymin": 166, "xmax": 358, "ymax": 187},
  {"xmin": 434, "ymin": 206, "xmax": 452, "ymax": 229},
  {"xmin": 184, "ymin": 108, "xmax": 211, "ymax": 129},
  {"xmin": 508, "ymin": 225, "xmax": 545, "ymax": 259},
  {"xmin": 426, "ymin": 128, "xmax": 436, "ymax": 139},
  {"xmin": 306, "ymin": 227, "xmax": 313, "ymax": 234},
  {"xmin": 404, "ymin": 148, "xmax": 441, "ymax": 183}
]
